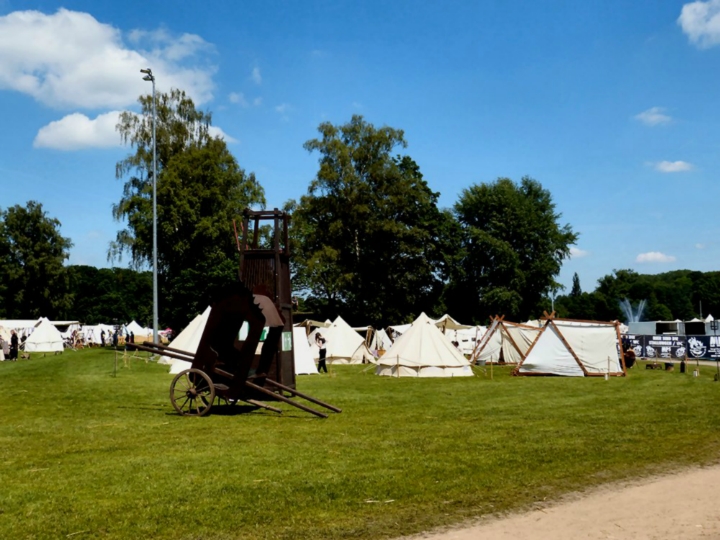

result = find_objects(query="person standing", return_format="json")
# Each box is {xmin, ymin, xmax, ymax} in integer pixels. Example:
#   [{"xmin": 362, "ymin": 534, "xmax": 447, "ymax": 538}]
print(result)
[
  {"xmin": 315, "ymin": 332, "xmax": 328, "ymax": 373},
  {"xmin": 9, "ymin": 330, "xmax": 19, "ymax": 361},
  {"xmin": 100, "ymin": 329, "xmax": 106, "ymax": 347}
]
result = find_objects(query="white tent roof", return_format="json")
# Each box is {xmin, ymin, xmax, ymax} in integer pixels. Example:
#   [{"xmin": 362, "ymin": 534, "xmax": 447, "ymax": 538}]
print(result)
[
  {"xmin": 164, "ymin": 307, "xmax": 211, "ymax": 370},
  {"xmin": 433, "ymin": 314, "xmax": 473, "ymax": 331},
  {"xmin": 24, "ymin": 317, "xmax": 64, "ymax": 353},
  {"xmin": 517, "ymin": 319, "xmax": 624, "ymax": 377},
  {"xmin": 125, "ymin": 320, "xmax": 151, "ymax": 336},
  {"xmin": 705, "ymin": 314, "xmax": 714, "ymax": 322},
  {"xmin": 376, "ymin": 313, "xmax": 473, "ymax": 377},
  {"xmin": 293, "ymin": 327, "xmax": 318, "ymax": 375}
]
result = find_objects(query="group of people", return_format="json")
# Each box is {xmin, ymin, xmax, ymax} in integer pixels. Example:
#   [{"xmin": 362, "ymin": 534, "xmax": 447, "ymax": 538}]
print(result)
[{"xmin": 0, "ymin": 330, "xmax": 20, "ymax": 361}]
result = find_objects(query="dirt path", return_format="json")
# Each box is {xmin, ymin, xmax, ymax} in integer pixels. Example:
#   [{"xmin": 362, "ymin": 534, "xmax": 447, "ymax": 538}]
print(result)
[{"xmin": 404, "ymin": 465, "xmax": 720, "ymax": 539}]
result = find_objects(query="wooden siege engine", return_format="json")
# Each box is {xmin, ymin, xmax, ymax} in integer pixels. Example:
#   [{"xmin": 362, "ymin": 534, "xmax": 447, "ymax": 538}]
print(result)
[{"xmin": 129, "ymin": 208, "xmax": 341, "ymax": 418}]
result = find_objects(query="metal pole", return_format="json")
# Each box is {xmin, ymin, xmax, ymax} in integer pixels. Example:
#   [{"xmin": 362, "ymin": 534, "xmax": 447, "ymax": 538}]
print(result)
[
  {"xmin": 151, "ymin": 76, "xmax": 158, "ymax": 344},
  {"xmin": 142, "ymin": 68, "xmax": 159, "ymax": 345}
]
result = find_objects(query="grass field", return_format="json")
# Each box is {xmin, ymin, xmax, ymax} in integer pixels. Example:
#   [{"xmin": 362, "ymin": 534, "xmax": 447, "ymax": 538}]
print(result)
[{"xmin": 2, "ymin": 349, "xmax": 720, "ymax": 540}]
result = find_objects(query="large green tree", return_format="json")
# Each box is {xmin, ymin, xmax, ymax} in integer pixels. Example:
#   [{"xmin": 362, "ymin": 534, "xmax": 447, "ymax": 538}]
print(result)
[
  {"xmin": 63, "ymin": 265, "xmax": 152, "ymax": 325},
  {"xmin": 0, "ymin": 201, "xmax": 73, "ymax": 318},
  {"xmin": 447, "ymin": 177, "xmax": 577, "ymax": 322},
  {"xmin": 291, "ymin": 115, "xmax": 457, "ymax": 325},
  {"xmin": 111, "ymin": 89, "xmax": 265, "ymax": 329}
]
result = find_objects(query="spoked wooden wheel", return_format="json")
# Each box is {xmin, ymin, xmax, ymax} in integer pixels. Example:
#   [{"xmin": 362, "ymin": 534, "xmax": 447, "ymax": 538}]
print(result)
[{"xmin": 170, "ymin": 369, "xmax": 215, "ymax": 416}]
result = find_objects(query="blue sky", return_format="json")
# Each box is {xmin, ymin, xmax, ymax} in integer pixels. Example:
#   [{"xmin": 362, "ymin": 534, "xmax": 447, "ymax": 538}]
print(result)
[{"xmin": 0, "ymin": 0, "xmax": 718, "ymax": 294}]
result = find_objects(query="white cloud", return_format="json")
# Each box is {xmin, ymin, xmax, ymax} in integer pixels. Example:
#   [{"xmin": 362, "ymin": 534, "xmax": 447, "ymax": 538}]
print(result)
[
  {"xmin": 569, "ymin": 247, "xmax": 589, "ymax": 259},
  {"xmin": 678, "ymin": 0, "xmax": 720, "ymax": 48},
  {"xmin": 0, "ymin": 8, "xmax": 216, "ymax": 109},
  {"xmin": 696, "ymin": 243, "xmax": 705, "ymax": 249},
  {"xmin": 208, "ymin": 125, "xmax": 237, "ymax": 143},
  {"xmin": 275, "ymin": 103, "xmax": 290, "ymax": 113},
  {"xmin": 33, "ymin": 111, "xmax": 122, "ymax": 150},
  {"xmin": 253, "ymin": 97, "xmax": 263, "ymax": 106},
  {"xmin": 636, "ymin": 252, "xmax": 677, "ymax": 263},
  {"xmin": 229, "ymin": 92, "xmax": 248, "ymax": 107},
  {"xmin": 635, "ymin": 107, "xmax": 672, "ymax": 126},
  {"xmin": 251, "ymin": 67, "xmax": 262, "ymax": 85},
  {"xmin": 654, "ymin": 160, "xmax": 693, "ymax": 172}
]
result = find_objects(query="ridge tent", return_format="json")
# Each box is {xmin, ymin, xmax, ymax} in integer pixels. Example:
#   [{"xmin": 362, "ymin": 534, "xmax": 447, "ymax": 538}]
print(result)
[
  {"xmin": 309, "ymin": 316, "xmax": 375, "ymax": 364},
  {"xmin": 472, "ymin": 316, "xmax": 541, "ymax": 365},
  {"xmin": 165, "ymin": 307, "xmax": 212, "ymax": 371},
  {"xmin": 376, "ymin": 312, "xmax": 473, "ymax": 377},
  {"xmin": 515, "ymin": 317, "xmax": 626, "ymax": 377},
  {"xmin": 24, "ymin": 318, "xmax": 64, "ymax": 353},
  {"xmin": 293, "ymin": 327, "xmax": 318, "ymax": 375}
]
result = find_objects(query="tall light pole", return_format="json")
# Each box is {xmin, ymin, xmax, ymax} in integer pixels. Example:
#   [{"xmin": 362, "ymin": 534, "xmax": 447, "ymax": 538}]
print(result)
[{"xmin": 141, "ymin": 68, "xmax": 159, "ymax": 344}]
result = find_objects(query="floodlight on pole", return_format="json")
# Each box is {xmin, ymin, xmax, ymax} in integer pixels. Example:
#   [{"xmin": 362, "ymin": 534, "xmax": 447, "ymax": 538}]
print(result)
[{"xmin": 141, "ymin": 68, "xmax": 159, "ymax": 344}]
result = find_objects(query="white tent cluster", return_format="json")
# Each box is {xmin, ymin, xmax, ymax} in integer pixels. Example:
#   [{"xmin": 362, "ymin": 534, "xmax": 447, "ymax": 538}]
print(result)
[
  {"xmin": 376, "ymin": 313, "xmax": 473, "ymax": 377},
  {"xmin": 308, "ymin": 316, "xmax": 375, "ymax": 364}
]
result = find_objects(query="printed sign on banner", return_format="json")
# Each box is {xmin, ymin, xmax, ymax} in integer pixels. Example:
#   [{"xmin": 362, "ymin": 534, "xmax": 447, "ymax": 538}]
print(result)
[
  {"xmin": 644, "ymin": 335, "xmax": 687, "ymax": 359},
  {"xmin": 686, "ymin": 335, "xmax": 720, "ymax": 360},
  {"xmin": 625, "ymin": 335, "xmax": 645, "ymax": 358}
]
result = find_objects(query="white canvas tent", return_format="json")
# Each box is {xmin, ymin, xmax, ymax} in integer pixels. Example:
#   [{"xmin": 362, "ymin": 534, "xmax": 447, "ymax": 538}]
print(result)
[
  {"xmin": 24, "ymin": 318, "xmax": 64, "ymax": 353},
  {"xmin": 166, "ymin": 307, "xmax": 212, "ymax": 373},
  {"xmin": 516, "ymin": 318, "xmax": 625, "ymax": 377},
  {"xmin": 472, "ymin": 317, "xmax": 541, "ymax": 365},
  {"xmin": 125, "ymin": 320, "xmax": 152, "ymax": 341},
  {"xmin": 376, "ymin": 313, "xmax": 473, "ymax": 377},
  {"xmin": 293, "ymin": 327, "xmax": 318, "ymax": 375},
  {"xmin": 309, "ymin": 316, "xmax": 375, "ymax": 364}
]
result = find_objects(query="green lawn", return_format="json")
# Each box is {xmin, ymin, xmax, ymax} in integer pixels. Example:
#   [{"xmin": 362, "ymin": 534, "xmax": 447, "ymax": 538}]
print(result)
[{"xmin": 1, "ymin": 349, "xmax": 719, "ymax": 539}]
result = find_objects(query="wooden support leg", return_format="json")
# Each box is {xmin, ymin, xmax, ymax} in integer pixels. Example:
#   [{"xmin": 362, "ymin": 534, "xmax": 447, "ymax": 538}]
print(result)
[
  {"xmin": 264, "ymin": 379, "xmax": 342, "ymax": 413},
  {"xmin": 244, "ymin": 381, "xmax": 328, "ymax": 418}
]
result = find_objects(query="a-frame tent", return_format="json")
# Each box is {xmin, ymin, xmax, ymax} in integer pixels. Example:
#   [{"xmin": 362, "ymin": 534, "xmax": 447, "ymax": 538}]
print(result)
[
  {"xmin": 515, "ymin": 316, "xmax": 626, "ymax": 377},
  {"xmin": 472, "ymin": 316, "xmax": 541, "ymax": 365}
]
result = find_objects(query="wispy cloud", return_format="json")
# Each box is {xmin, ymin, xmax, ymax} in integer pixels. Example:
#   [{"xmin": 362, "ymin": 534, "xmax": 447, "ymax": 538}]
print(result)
[
  {"xmin": 251, "ymin": 67, "xmax": 262, "ymax": 85},
  {"xmin": 275, "ymin": 103, "xmax": 290, "ymax": 114},
  {"xmin": 229, "ymin": 92, "xmax": 248, "ymax": 107},
  {"xmin": 678, "ymin": 0, "xmax": 720, "ymax": 48},
  {"xmin": 33, "ymin": 111, "xmax": 122, "ymax": 150},
  {"xmin": 635, "ymin": 107, "xmax": 672, "ymax": 126},
  {"xmin": 569, "ymin": 247, "xmax": 589, "ymax": 259},
  {"xmin": 696, "ymin": 243, "xmax": 705, "ymax": 249},
  {"xmin": 654, "ymin": 160, "xmax": 693, "ymax": 173},
  {"xmin": 253, "ymin": 97, "xmax": 263, "ymax": 106},
  {"xmin": 636, "ymin": 251, "xmax": 677, "ymax": 263}
]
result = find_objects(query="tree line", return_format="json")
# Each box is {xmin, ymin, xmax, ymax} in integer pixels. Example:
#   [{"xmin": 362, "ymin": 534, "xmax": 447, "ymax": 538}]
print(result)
[
  {"xmin": 555, "ymin": 269, "xmax": 720, "ymax": 323},
  {"xmin": 3, "ymin": 88, "xmax": 706, "ymax": 331}
]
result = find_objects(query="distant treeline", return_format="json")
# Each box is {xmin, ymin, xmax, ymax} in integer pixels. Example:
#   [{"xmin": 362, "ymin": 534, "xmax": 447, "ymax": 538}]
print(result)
[
  {"xmin": 555, "ymin": 269, "xmax": 720, "ymax": 322},
  {"xmin": 63, "ymin": 265, "xmax": 152, "ymax": 326}
]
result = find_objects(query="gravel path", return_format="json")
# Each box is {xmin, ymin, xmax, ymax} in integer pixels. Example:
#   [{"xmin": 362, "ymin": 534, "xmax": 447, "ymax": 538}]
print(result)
[{"xmin": 403, "ymin": 465, "xmax": 720, "ymax": 539}]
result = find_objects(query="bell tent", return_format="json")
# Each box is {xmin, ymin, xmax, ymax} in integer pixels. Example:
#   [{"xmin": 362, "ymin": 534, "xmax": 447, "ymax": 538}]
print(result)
[
  {"xmin": 24, "ymin": 318, "xmax": 64, "ymax": 353},
  {"xmin": 376, "ymin": 313, "xmax": 473, "ymax": 377}
]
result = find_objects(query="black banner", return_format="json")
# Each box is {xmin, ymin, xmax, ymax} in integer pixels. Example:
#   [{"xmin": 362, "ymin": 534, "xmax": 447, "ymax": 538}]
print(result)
[
  {"xmin": 644, "ymin": 335, "xmax": 687, "ymax": 360},
  {"xmin": 624, "ymin": 335, "xmax": 720, "ymax": 360},
  {"xmin": 686, "ymin": 335, "xmax": 720, "ymax": 360}
]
